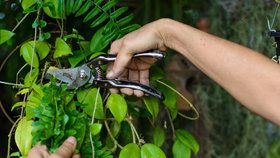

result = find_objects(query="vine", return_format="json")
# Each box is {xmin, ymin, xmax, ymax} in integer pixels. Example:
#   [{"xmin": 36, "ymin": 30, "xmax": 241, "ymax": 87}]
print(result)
[{"xmin": 0, "ymin": 0, "xmax": 200, "ymax": 158}]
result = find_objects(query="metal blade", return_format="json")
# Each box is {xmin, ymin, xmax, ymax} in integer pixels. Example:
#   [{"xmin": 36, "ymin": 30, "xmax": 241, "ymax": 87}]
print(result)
[{"xmin": 46, "ymin": 65, "xmax": 92, "ymax": 89}]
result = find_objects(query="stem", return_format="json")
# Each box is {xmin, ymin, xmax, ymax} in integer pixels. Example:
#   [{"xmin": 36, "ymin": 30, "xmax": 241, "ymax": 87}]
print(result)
[
  {"xmin": 166, "ymin": 108, "xmax": 176, "ymax": 140},
  {"xmin": 156, "ymin": 80, "xmax": 199, "ymax": 120},
  {"xmin": 7, "ymin": 118, "xmax": 21, "ymax": 158},
  {"xmin": 104, "ymin": 120, "xmax": 123, "ymax": 151},
  {"xmin": 125, "ymin": 118, "xmax": 142, "ymax": 145},
  {"xmin": 16, "ymin": 63, "xmax": 28, "ymax": 86},
  {"xmin": 12, "ymin": 13, "xmax": 30, "ymax": 32},
  {"xmin": 0, "ymin": 81, "xmax": 25, "ymax": 87},
  {"xmin": 0, "ymin": 101, "xmax": 14, "ymax": 124},
  {"xmin": 90, "ymin": 88, "xmax": 100, "ymax": 158},
  {"xmin": 0, "ymin": 45, "xmax": 21, "ymax": 73}
]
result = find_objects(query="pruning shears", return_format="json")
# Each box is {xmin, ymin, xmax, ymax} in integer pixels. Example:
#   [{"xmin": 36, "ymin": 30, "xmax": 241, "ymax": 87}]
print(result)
[{"xmin": 46, "ymin": 50, "xmax": 165, "ymax": 100}]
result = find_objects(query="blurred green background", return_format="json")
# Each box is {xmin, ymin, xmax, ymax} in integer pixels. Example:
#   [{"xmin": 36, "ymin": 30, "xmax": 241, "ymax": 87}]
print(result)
[{"xmin": 1, "ymin": 0, "xmax": 280, "ymax": 157}]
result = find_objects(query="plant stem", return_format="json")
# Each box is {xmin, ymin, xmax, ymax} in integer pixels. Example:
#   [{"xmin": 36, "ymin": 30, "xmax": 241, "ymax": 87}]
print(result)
[
  {"xmin": 166, "ymin": 108, "xmax": 176, "ymax": 140},
  {"xmin": 12, "ymin": 13, "xmax": 30, "ymax": 32},
  {"xmin": 0, "ymin": 45, "xmax": 21, "ymax": 73},
  {"xmin": 90, "ymin": 88, "xmax": 100, "ymax": 158},
  {"xmin": 104, "ymin": 120, "xmax": 123, "ymax": 151},
  {"xmin": 7, "ymin": 118, "xmax": 21, "ymax": 158},
  {"xmin": 125, "ymin": 118, "xmax": 142, "ymax": 145},
  {"xmin": 0, "ymin": 101, "xmax": 14, "ymax": 124},
  {"xmin": 156, "ymin": 80, "xmax": 200, "ymax": 120},
  {"xmin": 0, "ymin": 81, "xmax": 25, "ymax": 87}
]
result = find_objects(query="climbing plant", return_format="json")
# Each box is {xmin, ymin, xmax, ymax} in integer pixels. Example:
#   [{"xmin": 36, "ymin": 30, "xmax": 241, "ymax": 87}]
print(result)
[{"xmin": 0, "ymin": 0, "xmax": 199, "ymax": 158}]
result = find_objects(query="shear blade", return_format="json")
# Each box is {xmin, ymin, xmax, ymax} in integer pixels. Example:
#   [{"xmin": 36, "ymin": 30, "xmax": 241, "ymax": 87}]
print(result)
[{"xmin": 46, "ymin": 65, "xmax": 92, "ymax": 89}]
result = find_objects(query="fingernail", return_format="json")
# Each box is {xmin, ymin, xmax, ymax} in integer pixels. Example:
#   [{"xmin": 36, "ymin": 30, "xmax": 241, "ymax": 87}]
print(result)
[
  {"xmin": 106, "ymin": 71, "xmax": 114, "ymax": 79},
  {"xmin": 66, "ymin": 137, "xmax": 76, "ymax": 144}
]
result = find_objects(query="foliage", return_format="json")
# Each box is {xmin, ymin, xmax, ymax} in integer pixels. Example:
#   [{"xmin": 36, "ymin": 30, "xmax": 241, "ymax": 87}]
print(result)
[{"xmin": 0, "ymin": 0, "xmax": 199, "ymax": 158}]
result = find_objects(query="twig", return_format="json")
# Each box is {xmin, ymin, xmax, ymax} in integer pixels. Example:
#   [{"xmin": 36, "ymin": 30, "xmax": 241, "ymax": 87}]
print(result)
[
  {"xmin": 90, "ymin": 88, "xmax": 100, "ymax": 158},
  {"xmin": 156, "ymin": 80, "xmax": 199, "ymax": 120},
  {"xmin": 166, "ymin": 108, "xmax": 175, "ymax": 140},
  {"xmin": 16, "ymin": 63, "xmax": 28, "ymax": 86},
  {"xmin": 12, "ymin": 13, "xmax": 30, "ymax": 32},
  {"xmin": 0, "ymin": 45, "xmax": 21, "ymax": 73},
  {"xmin": 125, "ymin": 118, "xmax": 142, "ymax": 145},
  {"xmin": 104, "ymin": 120, "xmax": 123, "ymax": 151},
  {"xmin": 0, "ymin": 101, "xmax": 14, "ymax": 124},
  {"xmin": 7, "ymin": 118, "xmax": 21, "ymax": 158},
  {"xmin": 0, "ymin": 81, "xmax": 25, "ymax": 87}
]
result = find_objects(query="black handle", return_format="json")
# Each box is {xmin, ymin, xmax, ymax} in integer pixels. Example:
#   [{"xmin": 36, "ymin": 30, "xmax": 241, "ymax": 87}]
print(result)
[
  {"xmin": 92, "ymin": 79, "xmax": 164, "ymax": 100},
  {"xmin": 87, "ymin": 50, "xmax": 165, "ymax": 67}
]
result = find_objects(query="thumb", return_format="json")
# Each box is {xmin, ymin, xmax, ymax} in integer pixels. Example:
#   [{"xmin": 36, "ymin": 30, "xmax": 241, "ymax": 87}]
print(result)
[
  {"xmin": 106, "ymin": 50, "xmax": 132, "ymax": 79},
  {"xmin": 51, "ymin": 137, "xmax": 76, "ymax": 158}
]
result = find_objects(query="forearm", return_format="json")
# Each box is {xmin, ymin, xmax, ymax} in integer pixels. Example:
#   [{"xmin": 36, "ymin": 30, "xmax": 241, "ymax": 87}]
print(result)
[{"xmin": 160, "ymin": 19, "xmax": 280, "ymax": 125}]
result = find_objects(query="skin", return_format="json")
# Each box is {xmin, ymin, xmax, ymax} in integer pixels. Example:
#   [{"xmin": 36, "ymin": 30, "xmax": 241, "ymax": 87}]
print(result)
[
  {"xmin": 29, "ymin": 18, "xmax": 280, "ymax": 157},
  {"xmin": 28, "ymin": 137, "xmax": 80, "ymax": 158},
  {"xmin": 106, "ymin": 18, "xmax": 280, "ymax": 126}
]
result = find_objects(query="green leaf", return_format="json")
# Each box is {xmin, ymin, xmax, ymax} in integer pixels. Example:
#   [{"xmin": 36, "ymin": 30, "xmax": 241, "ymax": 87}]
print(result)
[
  {"xmin": 156, "ymin": 79, "xmax": 177, "ymax": 109},
  {"xmin": 68, "ymin": 50, "xmax": 88, "ymax": 67},
  {"xmin": 119, "ymin": 143, "xmax": 140, "ymax": 158},
  {"xmin": 24, "ymin": 68, "xmax": 39, "ymax": 87},
  {"xmin": 15, "ymin": 117, "xmax": 33, "ymax": 156},
  {"xmin": 21, "ymin": 0, "xmax": 37, "ymax": 10},
  {"xmin": 89, "ymin": 52, "xmax": 106, "ymax": 60},
  {"xmin": 117, "ymin": 14, "xmax": 134, "ymax": 26},
  {"xmin": 153, "ymin": 127, "xmax": 165, "ymax": 147},
  {"xmin": 107, "ymin": 93, "xmax": 127, "ymax": 123},
  {"xmin": 16, "ymin": 88, "xmax": 30, "ymax": 96},
  {"xmin": 34, "ymin": 41, "xmax": 51, "ymax": 60},
  {"xmin": 75, "ymin": 1, "xmax": 92, "ymax": 17},
  {"xmin": 20, "ymin": 42, "xmax": 39, "ymax": 67},
  {"xmin": 111, "ymin": 7, "xmax": 128, "ymax": 19},
  {"xmin": 83, "ymin": 0, "xmax": 102, "ymax": 22},
  {"xmin": 12, "ymin": 102, "xmax": 26, "ymax": 111},
  {"xmin": 90, "ymin": 26, "xmax": 109, "ymax": 52},
  {"xmin": 43, "ymin": 0, "xmax": 65, "ymax": 19},
  {"xmin": 72, "ymin": 0, "xmax": 85, "ymax": 13},
  {"xmin": 175, "ymin": 129, "xmax": 199, "ymax": 154},
  {"xmin": 63, "ymin": 34, "xmax": 85, "ymax": 41},
  {"xmin": 90, "ymin": 123, "xmax": 102, "ymax": 136},
  {"xmin": 110, "ymin": 120, "xmax": 121, "ymax": 137},
  {"xmin": 77, "ymin": 88, "xmax": 105, "ymax": 119},
  {"xmin": 143, "ymin": 97, "xmax": 159, "ymax": 120},
  {"xmin": 0, "ymin": 29, "xmax": 15, "ymax": 45},
  {"xmin": 10, "ymin": 152, "xmax": 20, "ymax": 157},
  {"xmin": 65, "ymin": 0, "xmax": 74, "ymax": 16},
  {"xmin": 53, "ymin": 37, "xmax": 73, "ymax": 58},
  {"xmin": 172, "ymin": 140, "xmax": 191, "ymax": 158},
  {"xmin": 90, "ymin": 12, "xmax": 108, "ymax": 28},
  {"xmin": 141, "ymin": 143, "xmax": 166, "ymax": 158},
  {"xmin": 121, "ymin": 24, "xmax": 141, "ymax": 34}
]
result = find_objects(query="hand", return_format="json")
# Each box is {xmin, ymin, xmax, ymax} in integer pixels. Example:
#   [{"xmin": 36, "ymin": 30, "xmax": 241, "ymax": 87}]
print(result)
[
  {"xmin": 106, "ymin": 19, "xmax": 170, "ymax": 97},
  {"xmin": 27, "ymin": 137, "xmax": 80, "ymax": 158}
]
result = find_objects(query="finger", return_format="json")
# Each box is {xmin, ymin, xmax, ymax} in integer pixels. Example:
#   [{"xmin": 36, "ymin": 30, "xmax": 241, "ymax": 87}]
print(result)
[
  {"xmin": 72, "ymin": 154, "xmax": 81, "ymax": 158},
  {"xmin": 120, "ymin": 88, "xmax": 133, "ymax": 95},
  {"xmin": 139, "ymin": 70, "xmax": 149, "ymax": 85},
  {"xmin": 27, "ymin": 145, "xmax": 49, "ymax": 158},
  {"xmin": 107, "ymin": 50, "xmax": 133, "ymax": 79},
  {"xmin": 109, "ymin": 88, "xmax": 119, "ymax": 93},
  {"xmin": 110, "ymin": 39, "xmax": 122, "ymax": 54},
  {"xmin": 128, "ymin": 69, "xmax": 144, "ymax": 97},
  {"xmin": 51, "ymin": 137, "xmax": 76, "ymax": 158}
]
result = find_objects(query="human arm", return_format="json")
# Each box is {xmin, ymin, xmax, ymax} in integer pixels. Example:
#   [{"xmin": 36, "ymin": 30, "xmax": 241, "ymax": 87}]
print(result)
[{"xmin": 107, "ymin": 19, "xmax": 280, "ymax": 125}]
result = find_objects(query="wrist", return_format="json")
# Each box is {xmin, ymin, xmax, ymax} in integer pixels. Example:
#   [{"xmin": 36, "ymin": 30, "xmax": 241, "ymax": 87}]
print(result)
[{"xmin": 155, "ymin": 18, "xmax": 178, "ymax": 50}]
